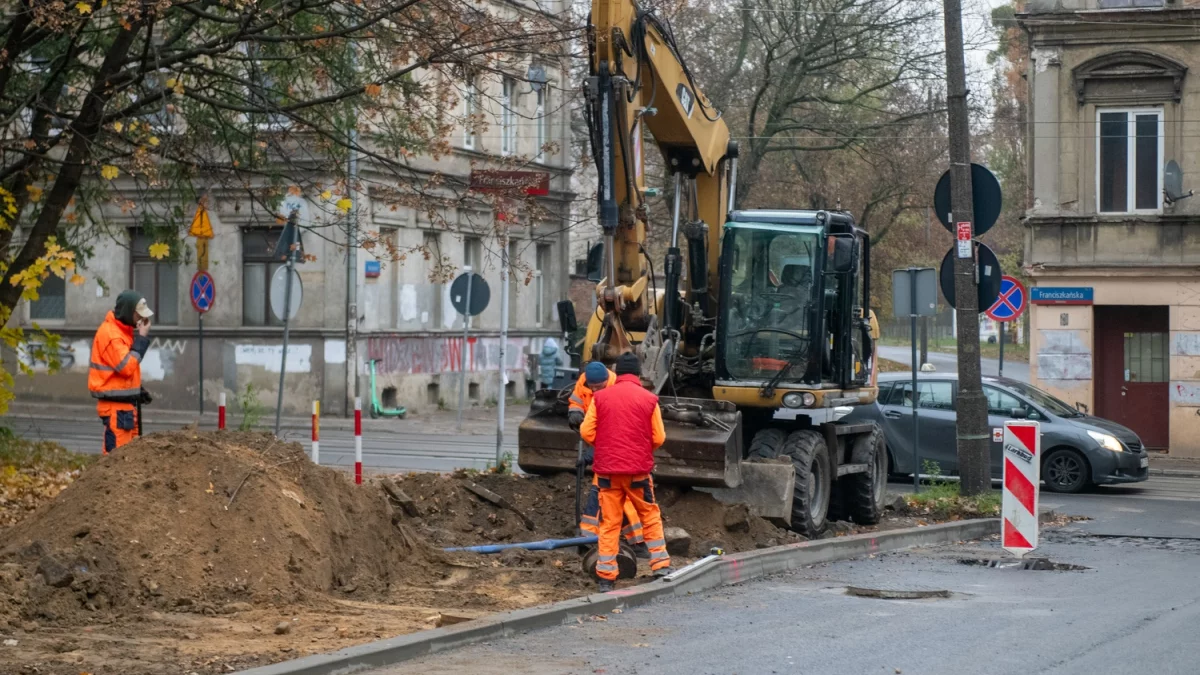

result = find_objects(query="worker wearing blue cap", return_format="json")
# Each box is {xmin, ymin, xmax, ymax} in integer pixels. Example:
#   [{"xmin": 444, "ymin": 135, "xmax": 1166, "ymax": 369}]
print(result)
[{"xmin": 570, "ymin": 361, "xmax": 646, "ymax": 553}]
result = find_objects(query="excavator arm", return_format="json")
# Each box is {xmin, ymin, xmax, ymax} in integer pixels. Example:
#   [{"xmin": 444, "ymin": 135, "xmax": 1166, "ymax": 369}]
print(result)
[{"xmin": 583, "ymin": 0, "xmax": 736, "ymax": 386}]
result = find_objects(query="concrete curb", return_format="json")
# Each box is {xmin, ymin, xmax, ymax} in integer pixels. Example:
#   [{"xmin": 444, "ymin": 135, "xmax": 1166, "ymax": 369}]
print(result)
[
  {"xmin": 1149, "ymin": 468, "xmax": 1200, "ymax": 479},
  {"xmin": 236, "ymin": 518, "xmax": 999, "ymax": 675}
]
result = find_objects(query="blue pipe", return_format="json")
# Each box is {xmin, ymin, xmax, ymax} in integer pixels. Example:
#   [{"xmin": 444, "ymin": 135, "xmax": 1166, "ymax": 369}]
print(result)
[{"xmin": 444, "ymin": 536, "xmax": 598, "ymax": 554}]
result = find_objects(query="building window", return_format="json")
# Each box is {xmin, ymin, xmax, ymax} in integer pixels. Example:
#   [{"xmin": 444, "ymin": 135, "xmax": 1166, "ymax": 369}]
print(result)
[
  {"xmin": 501, "ymin": 77, "xmax": 516, "ymax": 156},
  {"xmin": 463, "ymin": 79, "xmax": 478, "ymax": 150},
  {"xmin": 424, "ymin": 231, "xmax": 442, "ymax": 329},
  {"xmin": 1124, "ymin": 331, "xmax": 1167, "ymax": 382},
  {"xmin": 463, "ymin": 236, "xmax": 482, "ymax": 272},
  {"xmin": 242, "ymin": 228, "xmax": 286, "ymax": 326},
  {"xmin": 1098, "ymin": 108, "xmax": 1162, "ymax": 214},
  {"xmin": 535, "ymin": 86, "xmax": 549, "ymax": 163},
  {"xmin": 131, "ymin": 233, "xmax": 179, "ymax": 325},
  {"xmin": 242, "ymin": 42, "xmax": 291, "ymax": 130},
  {"xmin": 536, "ymin": 244, "xmax": 551, "ymax": 326},
  {"xmin": 29, "ymin": 274, "xmax": 65, "ymax": 321}
]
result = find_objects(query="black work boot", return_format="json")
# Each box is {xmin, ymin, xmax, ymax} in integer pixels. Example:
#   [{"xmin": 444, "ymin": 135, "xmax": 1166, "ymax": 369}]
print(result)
[
  {"xmin": 632, "ymin": 542, "xmax": 650, "ymax": 559},
  {"xmin": 652, "ymin": 566, "xmax": 673, "ymax": 578},
  {"xmin": 597, "ymin": 579, "xmax": 615, "ymax": 593}
]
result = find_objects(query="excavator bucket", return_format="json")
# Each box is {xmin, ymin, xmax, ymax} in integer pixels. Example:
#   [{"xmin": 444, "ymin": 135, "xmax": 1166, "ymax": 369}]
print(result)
[{"xmin": 517, "ymin": 389, "xmax": 743, "ymax": 488}]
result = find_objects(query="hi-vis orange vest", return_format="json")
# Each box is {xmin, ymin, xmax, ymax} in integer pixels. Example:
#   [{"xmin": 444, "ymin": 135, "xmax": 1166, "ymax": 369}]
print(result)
[
  {"xmin": 568, "ymin": 368, "xmax": 617, "ymax": 414},
  {"xmin": 88, "ymin": 311, "xmax": 143, "ymax": 400}
]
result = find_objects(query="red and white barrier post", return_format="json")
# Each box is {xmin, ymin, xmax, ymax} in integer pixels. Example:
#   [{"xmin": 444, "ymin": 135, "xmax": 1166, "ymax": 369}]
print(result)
[
  {"xmin": 1002, "ymin": 420, "xmax": 1041, "ymax": 557},
  {"xmin": 218, "ymin": 392, "xmax": 226, "ymax": 430},
  {"xmin": 311, "ymin": 401, "xmax": 320, "ymax": 464},
  {"xmin": 354, "ymin": 397, "xmax": 363, "ymax": 484}
]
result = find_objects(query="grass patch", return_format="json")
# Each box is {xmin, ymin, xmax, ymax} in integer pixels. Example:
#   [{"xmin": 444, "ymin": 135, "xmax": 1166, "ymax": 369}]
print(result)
[
  {"xmin": 877, "ymin": 358, "xmax": 912, "ymax": 373},
  {"xmin": 1, "ymin": 430, "xmax": 93, "ymax": 528},
  {"xmin": 0, "ymin": 432, "xmax": 92, "ymax": 472},
  {"xmin": 904, "ymin": 460, "xmax": 1001, "ymax": 520}
]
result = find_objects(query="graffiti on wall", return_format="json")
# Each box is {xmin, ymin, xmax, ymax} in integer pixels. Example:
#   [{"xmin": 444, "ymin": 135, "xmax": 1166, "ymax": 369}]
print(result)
[
  {"xmin": 1036, "ymin": 329, "xmax": 1092, "ymax": 381},
  {"xmin": 368, "ymin": 336, "xmax": 545, "ymax": 375}
]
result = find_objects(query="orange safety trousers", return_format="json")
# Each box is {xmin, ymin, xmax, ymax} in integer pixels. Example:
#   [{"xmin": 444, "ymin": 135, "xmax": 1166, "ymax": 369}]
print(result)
[
  {"xmin": 98, "ymin": 400, "xmax": 138, "ymax": 454},
  {"xmin": 580, "ymin": 473, "xmax": 645, "ymax": 546},
  {"xmin": 595, "ymin": 473, "xmax": 670, "ymax": 580}
]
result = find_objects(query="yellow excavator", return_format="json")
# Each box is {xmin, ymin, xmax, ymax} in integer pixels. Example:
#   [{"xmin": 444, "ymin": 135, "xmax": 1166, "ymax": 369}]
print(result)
[{"xmin": 518, "ymin": 0, "xmax": 886, "ymax": 536}]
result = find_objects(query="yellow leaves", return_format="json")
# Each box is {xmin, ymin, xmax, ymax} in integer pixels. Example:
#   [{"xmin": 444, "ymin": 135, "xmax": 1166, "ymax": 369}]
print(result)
[
  {"xmin": 336, "ymin": 197, "xmax": 353, "ymax": 213},
  {"xmin": 147, "ymin": 242, "xmax": 171, "ymax": 260},
  {"xmin": 75, "ymin": 1, "xmax": 91, "ymax": 13},
  {"xmin": 148, "ymin": 136, "xmax": 160, "ymax": 147},
  {"xmin": 100, "ymin": 165, "xmax": 119, "ymax": 180},
  {"xmin": 9, "ymin": 238, "xmax": 76, "ymax": 300},
  {"xmin": 365, "ymin": 83, "xmax": 383, "ymax": 98},
  {"xmin": 69, "ymin": 274, "xmax": 85, "ymax": 286},
  {"xmin": 320, "ymin": 190, "xmax": 332, "ymax": 201},
  {"xmin": 112, "ymin": 121, "xmax": 123, "ymax": 133},
  {"xmin": 165, "ymin": 78, "xmax": 184, "ymax": 95},
  {"xmin": 25, "ymin": 185, "xmax": 42, "ymax": 203},
  {"xmin": 0, "ymin": 438, "xmax": 90, "ymax": 528}
]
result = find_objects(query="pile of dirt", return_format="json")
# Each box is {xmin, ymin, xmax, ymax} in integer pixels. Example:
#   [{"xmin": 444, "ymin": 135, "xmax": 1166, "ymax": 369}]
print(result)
[
  {"xmin": 0, "ymin": 431, "xmax": 447, "ymax": 627},
  {"xmin": 389, "ymin": 471, "xmax": 804, "ymax": 556}
]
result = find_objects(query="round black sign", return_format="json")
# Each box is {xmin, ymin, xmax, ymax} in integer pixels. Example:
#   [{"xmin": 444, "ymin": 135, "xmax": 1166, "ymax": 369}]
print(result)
[
  {"xmin": 939, "ymin": 242, "xmax": 1002, "ymax": 313},
  {"xmin": 933, "ymin": 163, "xmax": 1003, "ymax": 236},
  {"xmin": 450, "ymin": 272, "xmax": 490, "ymax": 317}
]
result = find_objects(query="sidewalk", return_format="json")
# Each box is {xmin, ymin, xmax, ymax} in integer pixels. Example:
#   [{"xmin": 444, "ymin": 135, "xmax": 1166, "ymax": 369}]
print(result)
[
  {"xmin": 3, "ymin": 401, "xmax": 531, "ymax": 437},
  {"xmin": 1148, "ymin": 454, "xmax": 1200, "ymax": 478}
]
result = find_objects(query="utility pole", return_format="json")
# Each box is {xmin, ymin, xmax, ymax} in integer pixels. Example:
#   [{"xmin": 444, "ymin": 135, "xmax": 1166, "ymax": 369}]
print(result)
[{"xmin": 942, "ymin": 0, "xmax": 990, "ymax": 496}]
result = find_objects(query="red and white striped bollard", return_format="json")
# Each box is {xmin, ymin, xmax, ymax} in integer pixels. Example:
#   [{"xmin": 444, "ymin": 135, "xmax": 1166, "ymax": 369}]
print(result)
[
  {"xmin": 218, "ymin": 392, "xmax": 226, "ymax": 430},
  {"xmin": 311, "ymin": 400, "xmax": 320, "ymax": 464},
  {"xmin": 354, "ymin": 397, "xmax": 363, "ymax": 484}
]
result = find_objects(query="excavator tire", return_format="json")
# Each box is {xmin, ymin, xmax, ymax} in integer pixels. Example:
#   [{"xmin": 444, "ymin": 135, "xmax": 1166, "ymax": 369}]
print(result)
[
  {"xmin": 844, "ymin": 424, "xmax": 887, "ymax": 525},
  {"xmin": 748, "ymin": 428, "xmax": 830, "ymax": 537}
]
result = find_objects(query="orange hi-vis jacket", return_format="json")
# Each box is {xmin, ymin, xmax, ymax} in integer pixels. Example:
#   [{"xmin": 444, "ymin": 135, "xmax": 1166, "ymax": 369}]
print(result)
[
  {"xmin": 568, "ymin": 368, "xmax": 617, "ymax": 415},
  {"xmin": 580, "ymin": 374, "xmax": 667, "ymax": 475},
  {"xmin": 88, "ymin": 311, "xmax": 148, "ymax": 403}
]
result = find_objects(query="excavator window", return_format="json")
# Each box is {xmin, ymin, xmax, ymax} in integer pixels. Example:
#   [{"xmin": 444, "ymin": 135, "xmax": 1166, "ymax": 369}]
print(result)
[{"xmin": 722, "ymin": 227, "xmax": 819, "ymax": 382}]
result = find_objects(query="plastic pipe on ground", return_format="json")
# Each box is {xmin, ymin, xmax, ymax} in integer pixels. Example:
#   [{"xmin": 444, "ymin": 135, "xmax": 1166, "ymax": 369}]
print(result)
[{"xmin": 444, "ymin": 536, "xmax": 598, "ymax": 554}]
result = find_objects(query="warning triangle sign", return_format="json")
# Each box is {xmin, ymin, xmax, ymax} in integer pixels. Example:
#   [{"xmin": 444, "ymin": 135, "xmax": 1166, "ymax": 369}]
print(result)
[{"xmin": 189, "ymin": 204, "xmax": 213, "ymax": 239}]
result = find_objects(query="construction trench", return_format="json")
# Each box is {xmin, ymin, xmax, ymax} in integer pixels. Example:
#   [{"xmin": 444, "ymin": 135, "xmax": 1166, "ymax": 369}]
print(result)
[{"xmin": 1, "ymin": 431, "xmax": 939, "ymax": 675}]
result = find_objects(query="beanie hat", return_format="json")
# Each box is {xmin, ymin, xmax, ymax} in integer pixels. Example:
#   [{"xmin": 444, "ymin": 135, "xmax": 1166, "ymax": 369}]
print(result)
[
  {"xmin": 615, "ymin": 352, "xmax": 641, "ymax": 377},
  {"xmin": 584, "ymin": 361, "xmax": 609, "ymax": 385}
]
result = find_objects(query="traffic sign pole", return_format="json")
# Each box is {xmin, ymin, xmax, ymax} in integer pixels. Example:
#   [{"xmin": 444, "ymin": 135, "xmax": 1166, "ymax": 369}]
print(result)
[
  {"xmin": 457, "ymin": 266, "xmax": 473, "ymax": 432},
  {"xmin": 190, "ymin": 270, "xmax": 216, "ymax": 416}
]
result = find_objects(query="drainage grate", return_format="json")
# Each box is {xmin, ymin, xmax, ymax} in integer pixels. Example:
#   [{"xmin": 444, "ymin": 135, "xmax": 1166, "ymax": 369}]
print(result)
[
  {"xmin": 958, "ymin": 557, "xmax": 1089, "ymax": 571},
  {"xmin": 845, "ymin": 586, "xmax": 951, "ymax": 600}
]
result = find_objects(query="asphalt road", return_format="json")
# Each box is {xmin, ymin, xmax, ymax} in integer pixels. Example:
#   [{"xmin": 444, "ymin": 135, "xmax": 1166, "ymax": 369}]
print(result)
[
  {"xmin": 2, "ymin": 415, "xmax": 517, "ymax": 474},
  {"xmin": 361, "ymin": 475, "xmax": 1200, "ymax": 675},
  {"xmin": 878, "ymin": 344, "xmax": 1030, "ymax": 382}
]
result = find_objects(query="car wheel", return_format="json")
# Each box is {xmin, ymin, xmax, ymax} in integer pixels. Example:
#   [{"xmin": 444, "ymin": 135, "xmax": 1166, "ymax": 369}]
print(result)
[{"xmin": 1042, "ymin": 448, "xmax": 1090, "ymax": 494}]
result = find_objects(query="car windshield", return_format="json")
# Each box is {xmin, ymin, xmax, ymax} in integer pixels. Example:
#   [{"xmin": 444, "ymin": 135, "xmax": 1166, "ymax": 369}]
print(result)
[
  {"xmin": 723, "ymin": 227, "xmax": 818, "ymax": 381},
  {"xmin": 1004, "ymin": 380, "xmax": 1083, "ymax": 418}
]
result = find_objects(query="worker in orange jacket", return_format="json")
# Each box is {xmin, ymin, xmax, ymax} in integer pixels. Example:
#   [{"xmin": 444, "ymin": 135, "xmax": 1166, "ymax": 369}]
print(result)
[
  {"xmin": 88, "ymin": 290, "xmax": 153, "ymax": 454},
  {"xmin": 570, "ymin": 362, "xmax": 647, "ymax": 551},
  {"xmin": 580, "ymin": 353, "xmax": 671, "ymax": 591}
]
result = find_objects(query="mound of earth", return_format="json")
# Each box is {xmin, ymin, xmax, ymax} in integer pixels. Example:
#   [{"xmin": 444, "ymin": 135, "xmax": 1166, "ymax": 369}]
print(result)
[
  {"xmin": 0, "ymin": 430, "xmax": 446, "ymax": 627},
  {"xmin": 388, "ymin": 470, "xmax": 804, "ymax": 556}
]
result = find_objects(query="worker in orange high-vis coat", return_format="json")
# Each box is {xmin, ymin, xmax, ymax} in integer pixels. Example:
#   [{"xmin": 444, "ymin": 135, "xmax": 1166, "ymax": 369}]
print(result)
[
  {"xmin": 570, "ymin": 362, "xmax": 647, "ymax": 551},
  {"xmin": 580, "ymin": 353, "xmax": 671, "ymax": 591},
  {"xmin": 88, "ymin": 290, "xmax": 153, "ymax": 454}
]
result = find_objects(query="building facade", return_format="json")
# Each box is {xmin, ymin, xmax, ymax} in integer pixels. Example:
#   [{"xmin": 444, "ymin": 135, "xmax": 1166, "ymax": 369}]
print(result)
[
  {"xmin": 1021, "ymin": 0, "xmax": 1200, "ymax": 454},
  {"xmin": 10, "ymin": 42, "xmax": 576, "ymax": 418}
]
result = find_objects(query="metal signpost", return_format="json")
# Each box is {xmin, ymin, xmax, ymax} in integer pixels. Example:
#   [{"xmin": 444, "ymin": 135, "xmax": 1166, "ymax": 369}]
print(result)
[
  {"xmin": 450, "ymin": 269, "xmax": 491, "ymax": 430},
  {"xmin": 985, "ymin": 275, "xmax": 1027, "ymax": 378},
  {"xmin": 189, "ymin": 270, "xmax": 215, "ymax": 415},
  {"xmin": 893, "ymin": 267, "xmax": 937, "ymax": 492},
  {"xmin": 270, "ymin": 214, "xmax": 303, "ymax": 435}
]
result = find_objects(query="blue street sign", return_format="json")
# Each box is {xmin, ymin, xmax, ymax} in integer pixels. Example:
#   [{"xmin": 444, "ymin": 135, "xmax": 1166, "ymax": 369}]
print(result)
[
  {"xmin": 986, "ymin": 275, "xmax": 1026, "ymax": 323},
  {"xmin": 1030, "ymin": 286, "xmax": 1093, "ymax": 305},
  {"xmin": 190, "ymin": 270, "xmax": 215, "ymax": 314}
]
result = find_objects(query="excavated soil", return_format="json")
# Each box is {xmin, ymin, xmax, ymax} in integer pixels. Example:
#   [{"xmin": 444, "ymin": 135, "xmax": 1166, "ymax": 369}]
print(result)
[{"xmin": 0, "ymin": 430, "xmax": 900, "ymax": 675}]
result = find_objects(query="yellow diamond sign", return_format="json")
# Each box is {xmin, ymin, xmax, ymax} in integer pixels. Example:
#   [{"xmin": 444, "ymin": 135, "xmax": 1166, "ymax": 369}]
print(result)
[{"xmin": 189, "ymin": 204, "xmax": 213, "ymax": 239}]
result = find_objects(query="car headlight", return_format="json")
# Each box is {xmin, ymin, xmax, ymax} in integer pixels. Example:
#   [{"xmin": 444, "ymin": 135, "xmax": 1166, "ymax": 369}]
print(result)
[
  {"xmin": 1087, "ymin": 430, "xmax": 1124, "ymax": 453},
  {"xmin": 782, "ymin": 392, "xmax": 817, "ymax": 409}
]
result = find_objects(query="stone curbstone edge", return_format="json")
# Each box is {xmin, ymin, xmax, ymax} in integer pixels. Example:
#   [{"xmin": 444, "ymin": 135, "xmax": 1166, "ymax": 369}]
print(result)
[{"xmin": 236, "ymin": 518, "xmax": 999, "ymax": 675}]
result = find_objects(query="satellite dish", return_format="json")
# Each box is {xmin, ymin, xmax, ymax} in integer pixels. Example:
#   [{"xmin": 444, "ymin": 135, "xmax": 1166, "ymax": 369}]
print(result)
[{"xmin": 1164, "ymin": 160, "xmax": 1194, "ymax": 204}]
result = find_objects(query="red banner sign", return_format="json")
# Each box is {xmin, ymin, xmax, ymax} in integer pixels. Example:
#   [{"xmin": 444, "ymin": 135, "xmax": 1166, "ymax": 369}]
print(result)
[{"xmin": 469, "ymin": 170, "xmax": 550, "ymax": 196}]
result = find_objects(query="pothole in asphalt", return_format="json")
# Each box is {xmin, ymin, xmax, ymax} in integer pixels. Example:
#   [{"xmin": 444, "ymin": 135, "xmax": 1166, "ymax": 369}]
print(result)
[
  {"xmin": 957, "ymin": 557, "xmax": 1090, "ymax": 571},
  {"xmin": 845, "ymin": 586, "xmax": 952, "ymax": 600}
]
